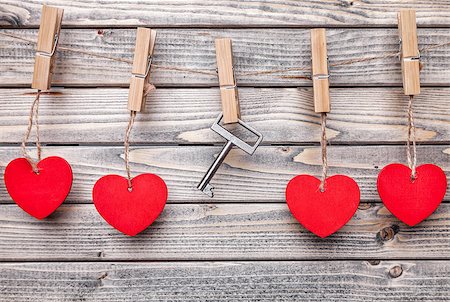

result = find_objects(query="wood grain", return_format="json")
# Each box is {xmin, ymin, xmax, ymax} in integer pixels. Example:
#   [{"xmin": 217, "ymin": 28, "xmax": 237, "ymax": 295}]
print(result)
[
  {"xmin": 0, "ymin": 87, "xmax": 449, "ymax": 144},
  {"xmin": 1, "ymin": 28, "xmax": 450, "ymax": 87},
  {"xmin": 1, "ymin": 1, "xmax": 449, "ymax": 300},
  {"xmin": 0, "ymin": 145, "xmax": 448, "ymax": 203},
  {"xmin": 0, "ymin": 203, "xmax": 448, "ymax": 260},
  {"xmin": 2, "ymin": 0, "xmax": 450, "ymax": 27},
  {"xmin": 0, "ymin": 261, "xmax": 449, "ymax": 301}
]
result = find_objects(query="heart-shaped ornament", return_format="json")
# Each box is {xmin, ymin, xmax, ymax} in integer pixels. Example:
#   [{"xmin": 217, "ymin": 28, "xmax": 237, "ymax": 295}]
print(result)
[
  {"xmin": 377, "ymin": 163, "xmax": 447, "ymax": 226},
  {"xmin": 285, "ymin": 174, "xmax": 360, "ymax": 238},
  {"xmin": 4, "ymin": 156, "xmax": 73, "ymax": 219},
  {"xmin": 93, "ymin": 173, "xmax": 168, "ymax": 236}
]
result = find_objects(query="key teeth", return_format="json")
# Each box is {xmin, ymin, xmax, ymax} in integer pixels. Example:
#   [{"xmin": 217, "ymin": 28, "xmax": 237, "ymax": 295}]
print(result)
[{"xmin": 201, "ymin": 184, "xmax": 214, "ymax": 198}]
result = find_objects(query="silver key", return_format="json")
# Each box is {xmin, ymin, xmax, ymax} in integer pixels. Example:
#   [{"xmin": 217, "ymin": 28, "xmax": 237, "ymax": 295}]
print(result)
[{"xmin": 197, "ymin": 113, "xmax": 263, "ymax": 197}]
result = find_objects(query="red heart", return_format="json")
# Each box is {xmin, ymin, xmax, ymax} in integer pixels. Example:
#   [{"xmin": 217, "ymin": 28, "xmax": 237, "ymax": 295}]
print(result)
[
  {"xmin": 93, "ymin": 174, "xmax": 168, "ymax": 236},
  {"xmin": 285, "ymin": 175, "xmax": 360, "ymax": 238},
  {"xmin": 4, "ymin": 156, "xmax": 73, "ymax": 219},
  {"xmin": 377, "ymin": 163, "xmax": 447, "ymax": 226}
]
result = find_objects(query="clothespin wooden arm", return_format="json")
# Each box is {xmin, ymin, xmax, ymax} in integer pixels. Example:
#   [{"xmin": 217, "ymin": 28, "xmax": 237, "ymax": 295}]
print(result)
[
  {"xmin": 215, "ymin": 38, "xmax": 240, "ymax": 124},
  {"xmin": 128, "ymin": 27, "xmax": 157, "ymax": 112},
  {"xmin": 398, "ymin": 9, "xmax": 421, "ymax": 96},
  {"xmin": 310, "ymin": 28, "xmax": 330, "ymax": 113},
  {"xmin": 31, "ymin": 5, "xmax": 64, "ymax": 90}
]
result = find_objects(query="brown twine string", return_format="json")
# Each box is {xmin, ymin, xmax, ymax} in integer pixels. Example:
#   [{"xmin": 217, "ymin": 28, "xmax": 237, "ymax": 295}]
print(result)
[
  {"xmin": 319, "ymin": 112, "xmax": 328, "ymax": 192},
  {"xmin": 240, "ymin": 66, "xmax": 310, "ymax": 76},
  {"xmin": 58, "ymin": 46, "xmax": 133, "ymax": 64},
  {"xmin": 152, "ymin": 64, "xmax": 216, "ymax": 76},
  {"xmin": 124, "ymin": 110, "xmax": 137, "ymax": 190},
  {"xmin": 1, "ymin": 32, "xmax": 448, "ymax": 79},
  {"xmin": 21, "ymin": 90, "xmax": 42, "ymax": 173},
  {"xmin": 124, "ymin": 83, "xmax": 156, "ymax": 190},
  {"xmin": 407, "ymin": 95, "xmax": 417, "ymax": 179}
]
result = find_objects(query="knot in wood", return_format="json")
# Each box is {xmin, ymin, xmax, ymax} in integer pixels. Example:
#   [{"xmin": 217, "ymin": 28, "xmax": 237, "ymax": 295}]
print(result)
[
  {"xmin": 358, "ymin": 203, "xmax": 371, "ymax": 210},
  {"xmin": 377, "ymin": 225, "xmax": 399, "ymax": 242},
  {"xmin": 389, "ymin": 265, "xmax": 403, "ymax": 278}
]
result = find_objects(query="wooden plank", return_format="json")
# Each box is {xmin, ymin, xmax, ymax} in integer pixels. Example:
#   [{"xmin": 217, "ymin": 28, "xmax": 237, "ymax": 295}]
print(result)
[
  {"xmin": 0, "ymin": 87, "xmax": 449, "ymax": 144},
  {"xmin": 2, "ymin": 0, "xmax": 450, "ymax": 27},
  {"xmin": 0, "ymin": 203, "xmax": 448, "ymax": 260},
  {"xmin": 1, "ymin": 28, "xmax": 450, "ymax": 87},
  {"xmin": 0, "ymin": 261, "xmax": 449, "ymax": 301},
  {"xmin": 0, "ymin": 145, "xmax": 448, "ymax": 203}
]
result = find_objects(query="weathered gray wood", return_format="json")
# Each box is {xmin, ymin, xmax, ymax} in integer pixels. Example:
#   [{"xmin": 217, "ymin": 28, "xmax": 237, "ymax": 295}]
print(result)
[
  {"xmin": 2, "ymin": 1, "xmax": 450, "ymax": 27},
  {"xmin": 1, "ymin": 28, "xmax": 450, "ymax": 87},
  {"xmin": 1, "ymin": 87, "xmax": 449, "ymax": 144},
  {"xmin": 0, "ymin": 203, "xmax": 448, "ymax": 261},
  {"xmin": 1, "ymin": 2, "xmax": 448, "ymax": 299},
  {"xmin": 0, "ymin": 261, "xmax": 449, "ymax": 301},
  {"xmin": 0, "ymin": 145, "xmax": 449, "ymax": 203}
]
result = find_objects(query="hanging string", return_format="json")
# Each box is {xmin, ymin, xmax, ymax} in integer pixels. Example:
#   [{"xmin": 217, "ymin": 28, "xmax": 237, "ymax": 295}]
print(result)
[
  {"xmin": 319, "ymin": 112, "xmax": 328, "ymax": 192},
  {"xmin": 152, "ymin": 64, "xmax": 216, "ymax": 76},
  {"xmin": 240, "ymin": 66, "xmax": 310, "ymax": 76},
  {"xmin": 124, "ymin": 82, "xmax": 156, "ymax": 190},
  {"xmin": 0, "ymin": 32, "xmax": 448, "ymax": 80},
  {"xmin": 406, "ymin": 95, "xmax": 417, "ymax": 179},
  {"xmin": 0, "ymin": 32, "xmax": 444, "ymax": 182},
  {"xmin": 124, "ymin": 110, "xmax": 137, "ymax": 190},
  {"xmin": 21, "ymin": 90, "xmax": 42, "ymax": 173}
]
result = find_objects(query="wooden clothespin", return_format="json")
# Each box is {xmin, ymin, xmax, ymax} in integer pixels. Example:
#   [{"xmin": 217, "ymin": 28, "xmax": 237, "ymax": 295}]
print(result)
[
  {"xmin": 31, "ymin": 5, "xmax": 64, "ymax": 90},
  {"xmin": 398, "ymin": 9, "xmax": 421, "ymax": 96},
  {"xmin": 310, "ymin": 28, "xmax": 330, "ymax": 113},
  {"xmin": 128, "ymin": 27, "xmax": 157, "ymax": 112},
  {"xmin": 215, "ymin": 38, "xmax": 240, "ymax": 124}
]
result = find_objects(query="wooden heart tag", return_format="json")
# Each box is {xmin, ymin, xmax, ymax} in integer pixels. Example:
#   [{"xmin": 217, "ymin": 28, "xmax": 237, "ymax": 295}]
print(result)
[
  {"xmin": 377, "ymin": 163, "xmax": 446, "ymax": 226},
  {"xmin": 286, "ymin": 174, "xmax": 360, "ymax": 238},
  {"xmin": 93, "ymin": 174, "xmax": 168, "ymax": 236},
  {"xmin": 4, "ymin": 156, "xmax": 73, "ymax": 219}
]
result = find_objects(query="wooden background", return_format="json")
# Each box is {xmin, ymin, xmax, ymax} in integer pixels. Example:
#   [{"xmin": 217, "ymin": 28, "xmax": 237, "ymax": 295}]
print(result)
[{"xmin": 0, "ymin": 1, "xmax": 450, "ymax": 301}]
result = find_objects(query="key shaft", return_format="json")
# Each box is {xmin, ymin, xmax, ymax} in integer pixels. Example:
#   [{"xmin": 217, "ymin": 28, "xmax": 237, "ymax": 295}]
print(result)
[{"xmin": 197, "ymin": 140, "xmax": 233, "ymax": 197}]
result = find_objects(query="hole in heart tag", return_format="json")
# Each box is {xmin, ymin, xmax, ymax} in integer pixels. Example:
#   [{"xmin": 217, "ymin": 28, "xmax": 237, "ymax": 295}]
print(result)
[
  {"xmin": 377, "ymin": 96, "xmax": 447, "ymax": 226},
  {"xmin": 377, "ymin": 163, "xmax": 447, "ymax": 226},
  {"xmin": 4, "ymin": 156, "xmax": 73, "ymax": 219},
  {"xmin": 93, "ymin": 173, "xmax": 168, "ymax": 236},
  {"xmin": 4, "ymin": 92, "xmax": 73, "ymax": 219},
  {"xmin": 285, "ymin": 113, "xmax": 360, "ymax": 238}
]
